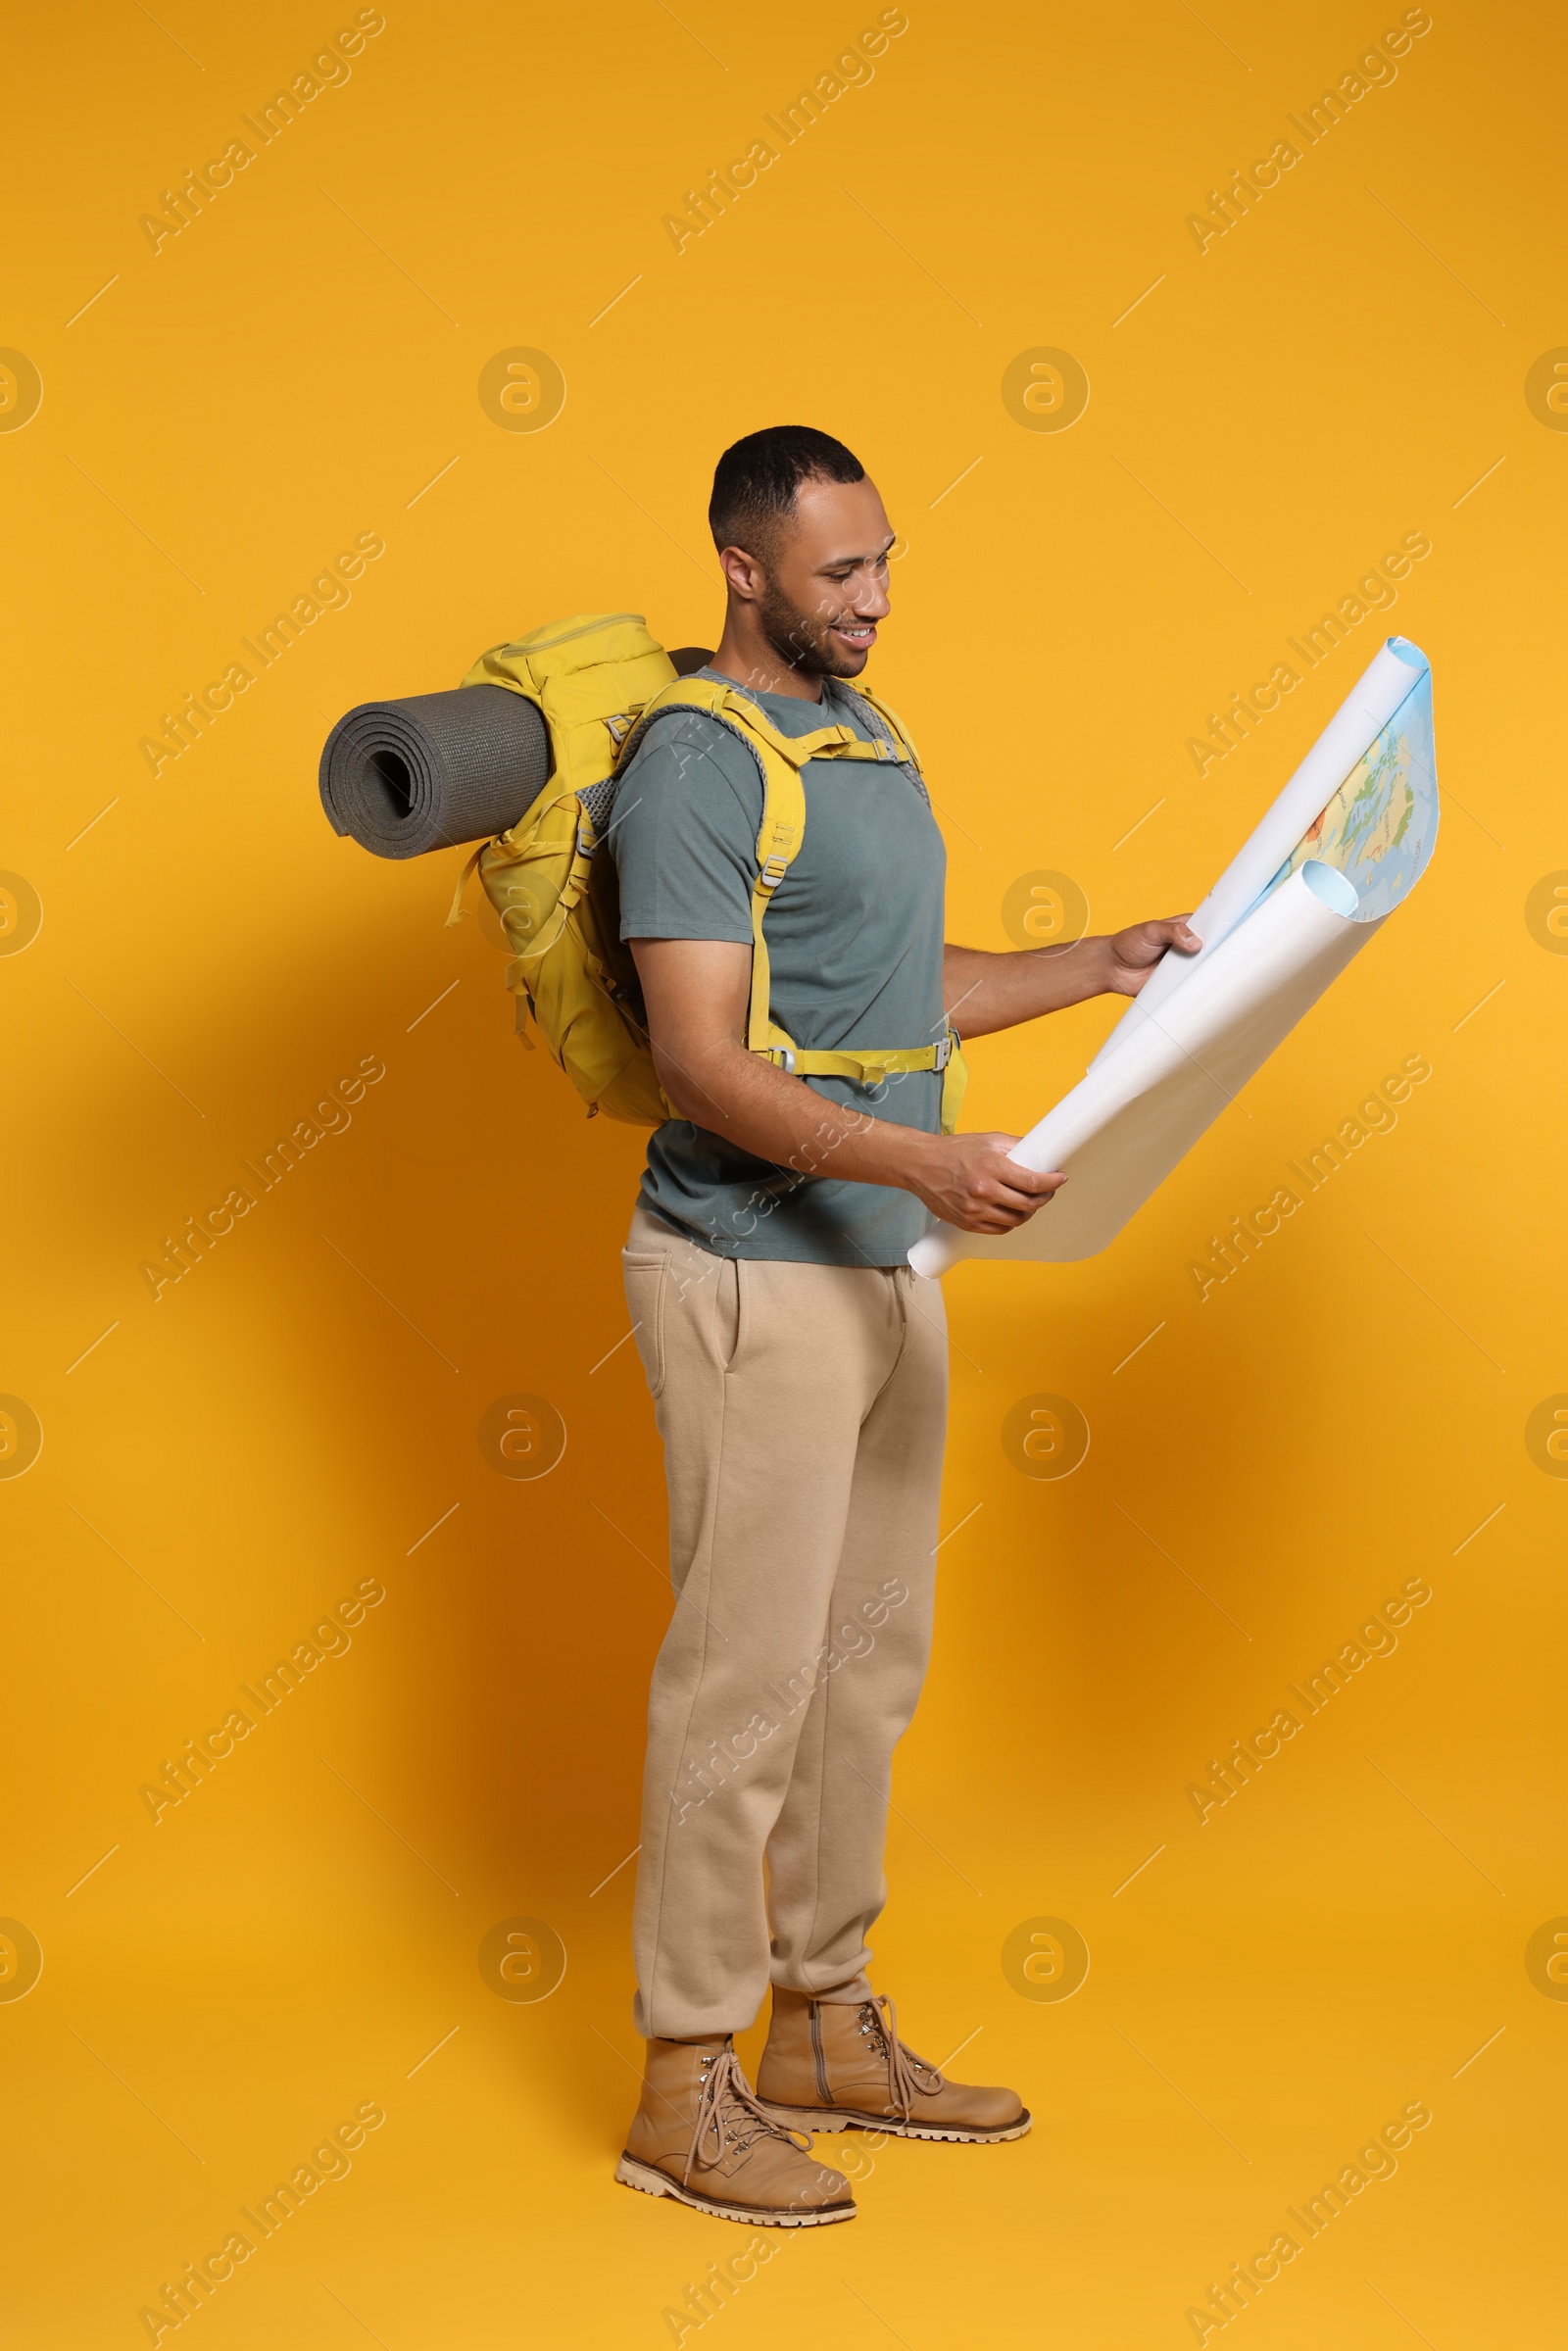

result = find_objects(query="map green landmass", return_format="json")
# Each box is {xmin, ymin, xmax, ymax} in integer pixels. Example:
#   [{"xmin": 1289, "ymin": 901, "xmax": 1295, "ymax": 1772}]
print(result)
[{"xmin": 1267, "ymin": 671, "xmax": 1438, "ymax": 923}]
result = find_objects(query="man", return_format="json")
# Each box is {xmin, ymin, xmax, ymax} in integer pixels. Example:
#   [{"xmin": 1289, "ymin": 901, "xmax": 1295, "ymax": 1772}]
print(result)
[{"xmin": 609, "ymin": 426, "xmax": 1197, "ymax": 2227}]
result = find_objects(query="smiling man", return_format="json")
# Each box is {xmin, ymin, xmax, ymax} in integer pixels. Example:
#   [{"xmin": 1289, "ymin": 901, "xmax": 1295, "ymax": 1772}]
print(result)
[{"xmin": 609, "ymin": 425, "xmax": 1197, "ymax": 2228}]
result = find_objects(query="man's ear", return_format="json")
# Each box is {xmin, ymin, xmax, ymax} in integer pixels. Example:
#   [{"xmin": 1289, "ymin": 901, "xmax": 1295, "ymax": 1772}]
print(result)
[{"xmin": 719, "ymin": 544, "xmax": 766, "ymax": 602}]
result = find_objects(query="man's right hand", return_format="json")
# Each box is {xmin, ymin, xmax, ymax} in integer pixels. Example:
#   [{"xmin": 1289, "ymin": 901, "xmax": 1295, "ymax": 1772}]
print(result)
[
  {"xmin": 629, "ymin": 939, "xmax": 1068, "ymax": 1234},
  {"xmin": 904, "ymin": 1132, "xmax": 1066, "ymax": 1233}
]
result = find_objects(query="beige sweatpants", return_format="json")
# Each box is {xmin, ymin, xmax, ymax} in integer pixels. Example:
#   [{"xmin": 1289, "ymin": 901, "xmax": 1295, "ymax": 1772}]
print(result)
[{"xmin": 621, "ymin": 1202, "xmax": 949, "ymax": 2041}]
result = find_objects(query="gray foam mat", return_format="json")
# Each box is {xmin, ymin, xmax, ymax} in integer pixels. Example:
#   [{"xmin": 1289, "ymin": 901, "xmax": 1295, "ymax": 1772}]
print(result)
[{"xmin": 318, "ymin": 683, "xmax": 552, "ymax": 860}]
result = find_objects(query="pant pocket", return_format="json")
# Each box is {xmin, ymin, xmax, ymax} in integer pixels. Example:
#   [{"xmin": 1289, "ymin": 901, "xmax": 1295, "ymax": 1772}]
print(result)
[
  {"xmin": 620, "ymin": 1251, "xmax": 668, "ymax": 1398},
  {"xmin": 717, "ymin": 1254, "xmax": 747, "ymax": 1376}
]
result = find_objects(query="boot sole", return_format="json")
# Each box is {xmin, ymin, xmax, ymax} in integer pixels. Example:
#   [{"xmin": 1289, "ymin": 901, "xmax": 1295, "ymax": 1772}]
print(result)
[
  {"xmin": 614, "ymin": 2153, "xmax": 858, "ymax": 2226},
  {"xmin": 760, "ymin": 2101, "xmax": 1033, "ymax": 2144}
]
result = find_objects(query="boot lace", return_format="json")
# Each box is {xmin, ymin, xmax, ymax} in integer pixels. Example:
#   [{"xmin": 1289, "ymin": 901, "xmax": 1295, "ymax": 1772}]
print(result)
[
  {"xmin": 687, "ymin": 2043, "xmax": 811, "ymax": 2184},
  {"xmin": 857, "ymin": 1993, "xmax": 945, "ymax": 2120}
]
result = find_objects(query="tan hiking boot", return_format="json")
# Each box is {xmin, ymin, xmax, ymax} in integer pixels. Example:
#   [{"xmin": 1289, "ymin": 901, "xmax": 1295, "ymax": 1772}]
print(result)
[
  {"xmin": 757, "ymin": 1989, "xmax": 1031, "ymax": 2143},
  {"xmin": 616, "ymin": 2033, "xmax": 858, "ymax": 2226}
]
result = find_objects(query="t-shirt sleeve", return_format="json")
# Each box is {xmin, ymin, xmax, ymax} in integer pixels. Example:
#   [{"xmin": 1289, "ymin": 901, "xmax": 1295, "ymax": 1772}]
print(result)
[{"xmin": 609, "ymin": 714, "xmax": 761, "ymax": 945}]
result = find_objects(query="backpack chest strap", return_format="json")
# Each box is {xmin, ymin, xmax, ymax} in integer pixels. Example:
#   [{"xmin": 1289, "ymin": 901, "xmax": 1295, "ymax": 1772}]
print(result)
[
  {"xmin": 757, "ymin": 1026, "xmax": 968, "ymax": 1137},
  {"xmin": 626, "ymin": 676, "xmax": 966, "ymax": 1130}
]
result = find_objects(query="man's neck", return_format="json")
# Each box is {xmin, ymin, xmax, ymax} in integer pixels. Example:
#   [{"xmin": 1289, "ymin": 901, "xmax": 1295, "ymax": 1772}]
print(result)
[{"xmin": 708, "ymin": 624, "xmax": 826, "ymax": 703}]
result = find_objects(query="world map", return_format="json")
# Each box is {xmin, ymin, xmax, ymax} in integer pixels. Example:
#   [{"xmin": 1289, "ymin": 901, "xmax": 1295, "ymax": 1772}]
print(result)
[{"xmin": 1266, "ymin": 670, "xmax": 1439, "ymax": 923}]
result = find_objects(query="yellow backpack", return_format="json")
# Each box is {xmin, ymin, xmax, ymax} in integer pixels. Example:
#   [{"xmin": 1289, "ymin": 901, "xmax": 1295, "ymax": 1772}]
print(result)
[{"xmin": 448, "ymin": 612, "xmax": 968, "ymax": 1132}]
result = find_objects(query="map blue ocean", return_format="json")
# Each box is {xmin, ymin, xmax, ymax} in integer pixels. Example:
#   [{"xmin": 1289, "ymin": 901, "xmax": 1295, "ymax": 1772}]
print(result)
[{"xmin": 1265, "ymin": 668, "xmax": 1439, "ymax": 922}]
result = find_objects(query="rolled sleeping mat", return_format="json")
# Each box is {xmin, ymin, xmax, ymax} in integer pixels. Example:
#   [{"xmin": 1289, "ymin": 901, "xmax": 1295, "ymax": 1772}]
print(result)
[
  {"xmin": 318, "ymin": 649, "xmax": 715, "ymax": 860},
  {"xmin": 318, "ymin": 684, "xmax": 551, "ymax": 861}
]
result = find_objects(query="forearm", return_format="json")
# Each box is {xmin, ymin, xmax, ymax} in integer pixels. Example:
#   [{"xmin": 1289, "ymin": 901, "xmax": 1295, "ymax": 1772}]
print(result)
[
  {"xmin": 652, "ymin": 1032, "xmax": 936, "ymax": 1194},
  {"xmin": 943, "ymin": 938, "xmax": 1117, "ymax": 1038},
  {"xmin": 630, "ymin": 933, "xmax": 1070, "ymax": 1232}
]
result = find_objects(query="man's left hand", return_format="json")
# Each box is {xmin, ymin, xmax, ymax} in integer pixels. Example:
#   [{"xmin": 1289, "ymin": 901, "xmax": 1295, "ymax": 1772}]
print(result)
[{"xmin": 1103, "ymin": 913, "xmax": 1201, "ymax": 997}]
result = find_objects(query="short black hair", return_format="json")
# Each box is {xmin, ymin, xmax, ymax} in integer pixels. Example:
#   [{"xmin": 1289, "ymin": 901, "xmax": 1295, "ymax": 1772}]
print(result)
[{"xmin": 709, "ymin": 425, "xmax": 865, "ymax": 556}]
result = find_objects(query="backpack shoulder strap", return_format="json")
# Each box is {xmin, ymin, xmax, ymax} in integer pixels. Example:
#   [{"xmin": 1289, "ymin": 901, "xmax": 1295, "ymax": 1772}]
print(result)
[
  {"xmin": 613, "ymin": 676, "xmax": 940, "ymax": 1067},
  {"xmin": 832, "ymin": 676, "xmax": 921, "ymax": 770},
  {"xmin": 619, "ymin": 678, "xmax": 823, "ymax": 1058},
  {"xmin": 619, "ymin": 674, "xmax": 860, "ymax": 771}
]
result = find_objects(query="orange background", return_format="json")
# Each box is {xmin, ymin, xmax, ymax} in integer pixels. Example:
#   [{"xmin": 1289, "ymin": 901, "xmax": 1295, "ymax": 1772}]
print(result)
[{"xmin": 4, "ymin": 1, "xmax": 1565, "ymax": 2342}]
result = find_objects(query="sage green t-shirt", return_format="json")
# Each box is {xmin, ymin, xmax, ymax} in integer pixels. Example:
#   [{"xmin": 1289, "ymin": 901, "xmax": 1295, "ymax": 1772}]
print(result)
[{"xmin": 609, "ymin": 670, "xmax": 946, "ymax": 1265}]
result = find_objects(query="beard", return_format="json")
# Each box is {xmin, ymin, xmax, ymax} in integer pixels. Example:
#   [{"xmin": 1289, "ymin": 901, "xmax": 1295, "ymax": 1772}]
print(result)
[{"xmin": 756, "ymin": 572, "xmax": 867, "ymax": 681}]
